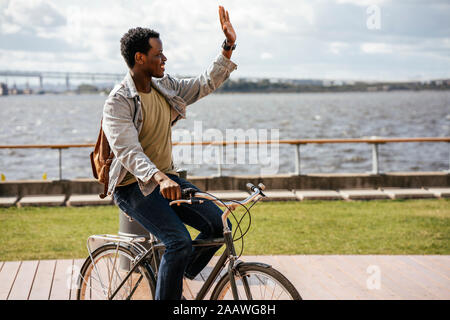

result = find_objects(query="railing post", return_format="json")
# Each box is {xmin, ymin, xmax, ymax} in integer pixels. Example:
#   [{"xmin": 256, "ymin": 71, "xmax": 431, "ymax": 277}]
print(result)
[
  {"xmin": 448, "ymin": 142, "xmax": 450, "ymax": 172},
  {"xmin": 371, "ymin": 143, "xmax": 379, "ymax": 175},
  {"xmin": 294, "ymin": 144, "xmax": 301, "ymax": 175},
  {"xmin": 217, "ymin": 144, "xmax": 223, "ymax": 177},
  {"xmin": 58, "ymin": 148, "xmax": 62, "ymax": 180}
]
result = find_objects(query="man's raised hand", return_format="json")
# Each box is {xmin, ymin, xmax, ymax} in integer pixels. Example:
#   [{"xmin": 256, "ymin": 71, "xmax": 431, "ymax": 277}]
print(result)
[{"xmin": 219, "ymin": 5, "xmax": 236, "ymax": 45}]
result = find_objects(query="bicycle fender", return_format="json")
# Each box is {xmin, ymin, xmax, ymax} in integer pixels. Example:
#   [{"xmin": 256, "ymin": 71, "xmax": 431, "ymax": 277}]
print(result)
[
  {"xmin": 232, "ymin": 261, "xmax": 272, "ymax": 278},
  {"xmin": 234, "ymin": 261, "xmax": 271, "ymax": 270}
]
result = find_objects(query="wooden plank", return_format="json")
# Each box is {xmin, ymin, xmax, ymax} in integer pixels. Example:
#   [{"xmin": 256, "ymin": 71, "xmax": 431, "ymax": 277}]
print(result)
[
  {"xmin": 301, "ymin": 255, "xmax": 361, "ymax": 300},
  {"xmin": 0, "ymin": 261, "xmax": 21, "ymax": 300},
  {"xmin": 28, "ymin": 260, "xmax": 56, "ymax": 300},
  {"xmin": 347, "ymin": 255, "xmax": 410, "ymax": 299},
  {"xmin": 408, "ymin": 256, "xmax": 450, "ymax": 280},
  {"xmin": 391, "ymin": 256, "xmax": 449, "ymax": 299},
  {"xmin": 315, "ymin": 255, "xmax": 376, "ymax": 300},
  {"xmin": 291, "ymin": 255, "xmax": 340, "ymax": 300},
  {"xmin": 426, "ymin": 256, "xmax": 450, "ymax": 273},
  {"xmin": 8, "ymin": 260, "xmax": 39, "ymax": 300},
  {"xmin": 49, "ymin": 259, "xmax": 73, "ymax": 300},
  {"xmin": 3, "ymin": 255, "xmax": 449, "ymax": 300},
  {"xmin": 399, "ymin": 256, "xmax": 450, "ymax": 288},
  {"xmin": 183, "ymin": 272, "xmax": 206, "ymax": 299},
  {"xmin": 256, "ymin": 255, "xmax": 318, "ymax": 300},
  {"xmin": 331, "ymin": 255, "xmax": 400, "ymax": 300},
  {"xmin": 70, "ymin": 259, "xmax": 85, "ymax": 300},
  {"xmin": 183, "ymin": 256, "xmax": 222, "ymax": 300},
  {"xmin": 357, "ymin": 255, "xmax": 424, "ymax": 299},
  {"xmin": 373, "ymin": 256, "xmax": 440, "ymax": 299}
]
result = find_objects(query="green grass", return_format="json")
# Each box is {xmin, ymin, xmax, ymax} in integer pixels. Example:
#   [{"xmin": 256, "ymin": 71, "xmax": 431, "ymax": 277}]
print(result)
[{"xmin": 0, "ymin": 199, "xmax": 449, "ymax": 261}]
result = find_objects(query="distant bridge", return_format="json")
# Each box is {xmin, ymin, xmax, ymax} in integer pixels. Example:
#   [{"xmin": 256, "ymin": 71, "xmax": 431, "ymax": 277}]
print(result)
[{"xmin": 0, "ymin": 70, "xmax": 125, "ymax": 90}]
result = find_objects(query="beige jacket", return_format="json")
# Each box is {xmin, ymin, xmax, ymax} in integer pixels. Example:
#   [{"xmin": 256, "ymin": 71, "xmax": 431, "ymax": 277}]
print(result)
[{"xmin": 102, "ymin": 53, "xmax": 237, "ymax": 197}]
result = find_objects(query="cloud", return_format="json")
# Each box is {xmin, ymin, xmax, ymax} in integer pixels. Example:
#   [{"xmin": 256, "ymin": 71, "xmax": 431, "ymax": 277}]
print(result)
[
  {"xmin": 0, "ymin": 0, "xmax": 448, "ymax": 80},
  {"xmin": 329, "ymin": 42, "xmax": 349, "ymax": 54},
  {"xmin": 260, "ymin": 52, "xmax": 273, "ymax": 60},
  {"xmin": 337, "ymin": 0, "xmax": 388, "ymax": 6},
  {"xmin": 360, "ymin": 42, "xmax": 393, "ymax": 54},
  {"xmin": 2, "ymin": 0, "xmax": 66, "ymax": 33}
]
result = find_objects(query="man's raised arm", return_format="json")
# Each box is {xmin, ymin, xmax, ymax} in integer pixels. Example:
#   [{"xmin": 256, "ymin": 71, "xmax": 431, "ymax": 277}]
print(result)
[{"xmin": 164, "ymin": 5, "xmax": 238, "ymax": 106}]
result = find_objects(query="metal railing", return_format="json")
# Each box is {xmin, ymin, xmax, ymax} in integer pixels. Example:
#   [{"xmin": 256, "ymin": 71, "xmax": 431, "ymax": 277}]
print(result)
[{"xmin": 0, "ymin": 137, "xmax": 449, "ymax": 180}]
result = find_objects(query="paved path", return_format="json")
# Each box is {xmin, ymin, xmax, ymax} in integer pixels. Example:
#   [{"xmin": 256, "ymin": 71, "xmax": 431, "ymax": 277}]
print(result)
[
  {"xmin": 0, "ymin": 255, "xmax": 449, "ymax": 300},
  {"xmin": 1, "ymin": 188, "xmax": 449, "ymax": 208}
]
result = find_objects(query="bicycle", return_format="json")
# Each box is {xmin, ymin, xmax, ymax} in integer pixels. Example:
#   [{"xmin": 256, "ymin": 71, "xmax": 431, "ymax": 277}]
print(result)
[{"xmin": 76, "ymin": 183, "xmax": 302, "ymax": 300}]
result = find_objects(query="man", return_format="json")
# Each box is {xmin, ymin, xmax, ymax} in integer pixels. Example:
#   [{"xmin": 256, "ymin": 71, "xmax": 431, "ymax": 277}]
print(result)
[{"xmin": 102, "ymin": 6, "xmax": 237, "ymax": 299}]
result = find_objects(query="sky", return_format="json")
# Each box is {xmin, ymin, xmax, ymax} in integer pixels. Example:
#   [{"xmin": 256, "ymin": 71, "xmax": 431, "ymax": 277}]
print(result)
[{"xmin": 0, "ymin": 0, "xmax": 449, "ymax": 81}]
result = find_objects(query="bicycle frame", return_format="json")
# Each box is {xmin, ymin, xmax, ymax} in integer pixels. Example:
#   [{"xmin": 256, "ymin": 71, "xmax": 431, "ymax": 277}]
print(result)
[
  {"xmin": 82, "ymin": 184, "xmax": 265, "ymax": 300},
  {"xmin": 169, "ymin": 185, "xmax": 265, "ymax": 299},
  {"xmin": 148, "ymin": 239, "xmax": 234, "ymax": 300}
]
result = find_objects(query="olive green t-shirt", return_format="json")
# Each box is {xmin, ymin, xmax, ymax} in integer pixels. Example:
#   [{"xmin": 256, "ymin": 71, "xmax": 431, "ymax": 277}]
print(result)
[{"xmin": 118, "ymin": 86, "xmax": 179, "ymax": 187}]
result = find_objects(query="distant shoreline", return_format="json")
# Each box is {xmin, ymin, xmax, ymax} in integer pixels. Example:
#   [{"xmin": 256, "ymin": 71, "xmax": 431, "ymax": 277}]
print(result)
[
  {"xmin": 1, "ymin": 88, "xmax": 449, "ymax": 97},
  {"xmin": 214, "ymin": 79, "xmax": 450, "ymax": 94},
  {"xmin": 2, "ymin": 78, "xmax": 449, "ymax": 96},
  {"xmin": 213, "ymin": 87, "xmax": 450, "ymax": 94}
]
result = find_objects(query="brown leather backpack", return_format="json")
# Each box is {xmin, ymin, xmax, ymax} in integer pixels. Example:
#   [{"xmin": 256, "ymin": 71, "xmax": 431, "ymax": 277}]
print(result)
[{"xmin": 90, "ymin": 119, "xmax": 114, "ymax": 199}]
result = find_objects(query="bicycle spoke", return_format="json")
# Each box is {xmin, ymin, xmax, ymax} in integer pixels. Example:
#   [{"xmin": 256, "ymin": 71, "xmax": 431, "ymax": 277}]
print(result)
[
  {"xmin": 80, "ymin": 269, "xmax": 109, "ymax": 298},
  {"xmin": 78, "ymin": 246, "xmax": 154, "ymax": 300},
  {"xmin": 269, "ymin": 281, "xmax": 277, "ymax": 300},
  {"xmin": 255, "ymin": 274, "xmax": 267, "ymax": 298},
  {"xmin": 216, "ymin": 268, "xmax": 299, "ymax": 300},
  {"xmin": 88, "ymin": 256, "xmax": 107, "ymax": 295},
  {"xmin": 106, "ymin": 255, "xmax": 127, "ymax": 286},
  {"xmin": 275, "ymin": 287, "xmax": 285, "ymax": 300}
]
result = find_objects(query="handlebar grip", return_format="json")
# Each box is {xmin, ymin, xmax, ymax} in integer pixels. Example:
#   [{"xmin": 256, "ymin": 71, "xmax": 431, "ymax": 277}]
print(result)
[
  {"xmin": 181, "ymin": 188, "xmax": 197, "ymax": 199},
  {"xmin": 246, "ymin": 182, "xmax": 266, "ymax": 197},
  {"xmin": 246, "ymin": 183, "xmax": 257, "ymax": 192}
]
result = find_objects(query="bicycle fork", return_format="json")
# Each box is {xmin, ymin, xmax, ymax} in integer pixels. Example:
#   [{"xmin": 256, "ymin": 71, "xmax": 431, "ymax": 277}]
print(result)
[{"xmin": 223, "ymin": 227, "xmax": 253, "ymax": 300}]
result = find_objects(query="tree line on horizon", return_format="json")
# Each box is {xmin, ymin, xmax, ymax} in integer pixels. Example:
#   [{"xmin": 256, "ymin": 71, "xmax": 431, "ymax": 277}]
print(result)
[{"xmin": 73, "ymin": 78, "xmax": 450, "ymax": 94}]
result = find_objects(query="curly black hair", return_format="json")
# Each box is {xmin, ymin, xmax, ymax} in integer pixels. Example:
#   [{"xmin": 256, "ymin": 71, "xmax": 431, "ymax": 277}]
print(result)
[{"xmin": 120, "ymin": 27, "xmax": 160, "ymax": 69}]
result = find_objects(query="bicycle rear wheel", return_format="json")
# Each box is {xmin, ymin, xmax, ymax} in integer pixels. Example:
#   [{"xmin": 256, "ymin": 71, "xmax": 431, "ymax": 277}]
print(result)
[
  {"xmin": 211, "ymin": 263, "xmax": 302, "ymax": 300},
  {"xmin": 76, "ymin": 244, "xmax": 155, "ymax": 300}
]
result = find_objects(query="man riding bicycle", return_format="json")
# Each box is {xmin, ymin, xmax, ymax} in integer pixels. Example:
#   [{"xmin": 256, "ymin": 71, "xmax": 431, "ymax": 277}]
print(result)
[{"xmin": 102, "ymin": 6, "xmax": 237, "ymax": 300}]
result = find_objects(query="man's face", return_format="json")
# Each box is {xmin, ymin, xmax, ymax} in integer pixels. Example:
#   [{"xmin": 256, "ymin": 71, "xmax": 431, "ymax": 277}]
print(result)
[{"xmin": 136, "ymin": 37, "xmax": 167, "ymax": 78}]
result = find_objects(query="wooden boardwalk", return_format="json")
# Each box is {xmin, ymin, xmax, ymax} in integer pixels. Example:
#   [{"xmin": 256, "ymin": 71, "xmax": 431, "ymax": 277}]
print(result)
[{"xmin": 0, "ymin": 255, "xmax": 449, "ymax": 300}]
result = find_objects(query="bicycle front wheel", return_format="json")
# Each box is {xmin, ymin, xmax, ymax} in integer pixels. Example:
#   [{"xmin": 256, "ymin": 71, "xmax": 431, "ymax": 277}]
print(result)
[
  {"xmin": 76, "ymin": 244, "xmax": 156, "ymax": 300},
  {"xmin": 211, "ymin": 263, "xmax": 302, "ymax": 300}
]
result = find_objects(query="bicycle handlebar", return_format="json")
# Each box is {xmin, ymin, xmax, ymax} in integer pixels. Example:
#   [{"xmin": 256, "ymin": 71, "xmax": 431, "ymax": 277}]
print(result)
[{"xmin": 169, "ymin": 183, "xmax": 266, "ymax": 209}]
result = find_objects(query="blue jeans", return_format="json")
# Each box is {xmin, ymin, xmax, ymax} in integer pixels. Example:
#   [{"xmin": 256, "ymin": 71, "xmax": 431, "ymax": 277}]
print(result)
[{"xmin": 113, "ymin": 174, "xmax": 231, "ymax": 300}]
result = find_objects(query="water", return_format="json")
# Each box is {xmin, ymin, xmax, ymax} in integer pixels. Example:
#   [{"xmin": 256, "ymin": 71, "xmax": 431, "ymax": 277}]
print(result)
[{"xmin": 0, "ymin": 91, "xmax": 449, "ymax": 180}]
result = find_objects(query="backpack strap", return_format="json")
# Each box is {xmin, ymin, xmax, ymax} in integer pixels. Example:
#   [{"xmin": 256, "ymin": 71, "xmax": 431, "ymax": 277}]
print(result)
[{"xmin": 99, "ymin": 93, "xmax": 138, "ymax": 199}]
